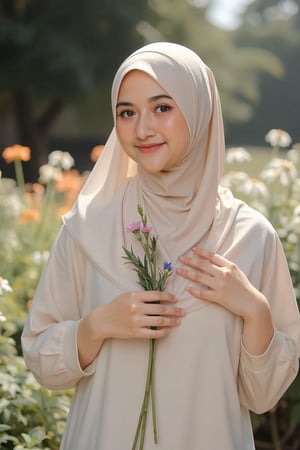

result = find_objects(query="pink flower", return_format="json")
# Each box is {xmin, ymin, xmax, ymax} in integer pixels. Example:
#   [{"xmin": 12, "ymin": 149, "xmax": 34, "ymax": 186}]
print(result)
[
  {"xmin": 126, "ymin": 221, "xmax": 141, "ymax": 233},
  {"xmin": 141, "ymin": 225, "xmax": 152, "ymax": 234}
]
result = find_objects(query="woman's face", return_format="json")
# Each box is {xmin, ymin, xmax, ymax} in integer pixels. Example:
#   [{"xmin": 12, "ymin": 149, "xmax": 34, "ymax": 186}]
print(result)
[{"xmin": 115, "ymin": 70, "xmax": 190, "ymax": 173}]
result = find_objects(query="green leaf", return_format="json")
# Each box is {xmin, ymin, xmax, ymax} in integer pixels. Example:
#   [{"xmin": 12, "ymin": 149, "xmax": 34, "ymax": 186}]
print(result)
[{"xmin": 0, "ymin": 424, "xmax": 12, "ymax": 431}]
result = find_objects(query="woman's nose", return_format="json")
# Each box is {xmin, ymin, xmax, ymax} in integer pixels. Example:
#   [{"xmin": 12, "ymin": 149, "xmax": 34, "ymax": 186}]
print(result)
[{"xmin": 136, "ymin": 112, "xmax": 155, "ymax": 139}]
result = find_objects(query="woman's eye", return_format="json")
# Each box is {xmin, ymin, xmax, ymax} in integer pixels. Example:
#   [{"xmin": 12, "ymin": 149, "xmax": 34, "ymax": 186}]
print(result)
[
  {"xmin": 156, "ymin": 104, "xmax": 171, "ymax": 113},
  {"xmin": 118, "ymin": 110, "xmax": 135, "ymax": 118}
]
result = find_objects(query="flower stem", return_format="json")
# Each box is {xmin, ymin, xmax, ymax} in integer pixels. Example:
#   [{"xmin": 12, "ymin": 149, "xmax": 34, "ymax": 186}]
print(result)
[
  {"xmin": 150, "ymin": 338, "xmax": 158, "ymax": 443},
  {"xmin": 36, "ymin": 180, "xmax": 56, "ymax": 251},
  {"xmin": 132, "ymin": 338, "xmax": 157, "ymax": 450},
  {"xmin": 14, "ymin": 159, "xmax": 25, "ymax": 198}
]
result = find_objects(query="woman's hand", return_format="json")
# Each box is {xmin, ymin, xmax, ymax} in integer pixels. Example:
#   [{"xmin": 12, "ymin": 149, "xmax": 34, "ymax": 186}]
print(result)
[
  {"xmin": 77, "ymin": 291, "xmax": 185, "ymax": 369},
  {"xmin": 91, "ymin": 291, "xmax": 185, "ymax": 340},
  {"xmin": 177, "ymin": 247, "xmax": 264, "ymax": 319},
  {"xmin": 176, "ymin": 247, "xmax": 274, "ymax": 355}
]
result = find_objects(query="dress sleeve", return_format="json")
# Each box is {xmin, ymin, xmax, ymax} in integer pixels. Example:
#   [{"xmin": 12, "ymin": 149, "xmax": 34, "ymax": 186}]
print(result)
[
  {"xmin": 238, "ymin": 231, "xmax": 300, "ymax": 414},
  {"xmin": 21, "ymin": 225, "xmax": 96, "ymax": 390}
]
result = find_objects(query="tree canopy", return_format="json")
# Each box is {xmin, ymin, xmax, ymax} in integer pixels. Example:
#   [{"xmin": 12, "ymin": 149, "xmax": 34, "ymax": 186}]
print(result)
[
  {"xmin": 0, "ymin": 0, "xmax": 298, "ymax": 179},
  {"xmin": 227, "ymin": 0, "xmax": 300, "ymax": 145},
  {"xmin": 0, "ymin": 0, "xmax": 150, "ymax": 177}
]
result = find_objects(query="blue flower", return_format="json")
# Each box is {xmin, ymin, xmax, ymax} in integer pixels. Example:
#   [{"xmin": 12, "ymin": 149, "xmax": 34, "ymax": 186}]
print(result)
[{"xmin": 163, "ymin": 261, "xmax": 172, "ymax": 272}]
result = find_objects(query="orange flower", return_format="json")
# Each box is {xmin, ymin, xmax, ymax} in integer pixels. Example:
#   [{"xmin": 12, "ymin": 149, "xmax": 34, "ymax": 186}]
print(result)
[
  {"xmin": 90, "ymin": 145, "xmax": 104, "ymax": 162},
  {"xmin": 27, "ymin": 299, "xmax": 33, "ymax": 311},
  {"xmin": 24, "ymin": 183, "xmax": 45, "ymax": 207},
  {"xmin": 19, "ymin": 209, "xmax": 41, "ymax": 224},
  {"xmin": 57, "ymin": 205, "xmax": 72, "ymax": 217},
  {"xmin": 55, "ymin": 169, "xmax": 83, "ymax": 193},
  {"xmin": 2, "ymin": 144, "xmax": 31, "ymax": 163},
  {"xmin": 25, "ymin": 182, "xmax": 45, "ymax": 195},
  {"xmin": 55, "ymin": 170, "xmax": 85, "ymax": 210}
]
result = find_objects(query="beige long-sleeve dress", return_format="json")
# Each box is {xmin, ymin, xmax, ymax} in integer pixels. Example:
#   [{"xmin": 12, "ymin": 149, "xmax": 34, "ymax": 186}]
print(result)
[{"xmin": 22, "ymin": 194, "xmax": 300, "ymax": 450}]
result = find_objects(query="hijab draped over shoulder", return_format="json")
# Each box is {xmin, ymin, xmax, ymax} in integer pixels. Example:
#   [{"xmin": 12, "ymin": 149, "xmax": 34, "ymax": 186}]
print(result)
[{"xmin": 63, "ymin": 42, "xmax": 238, "ymax": 293}]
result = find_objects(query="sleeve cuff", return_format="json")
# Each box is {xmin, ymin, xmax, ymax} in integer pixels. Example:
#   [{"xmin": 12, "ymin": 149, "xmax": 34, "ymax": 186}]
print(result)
[
  {"xmin": 63, "ymin": 321, "xmax": 96, "ymax": 377},
  {"xmin": 240, "ymin": 329, "xmax": 294, "ymax": 372}
]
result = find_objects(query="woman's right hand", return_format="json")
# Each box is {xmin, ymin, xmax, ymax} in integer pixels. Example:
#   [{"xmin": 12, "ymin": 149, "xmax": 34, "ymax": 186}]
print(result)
[
  {"xmin": 88, "ymin": 291, "xmax": 185, "ymax": 340},
  {"xmin": 77, "ymin": 291, "xmax": 185, "ymax": 369}
]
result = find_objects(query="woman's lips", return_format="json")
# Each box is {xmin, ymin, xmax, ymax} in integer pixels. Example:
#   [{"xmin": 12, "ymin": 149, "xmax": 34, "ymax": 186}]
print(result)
[{"xmin": 137, "ymin": 143, "xmax": 164, "ymax": 153}]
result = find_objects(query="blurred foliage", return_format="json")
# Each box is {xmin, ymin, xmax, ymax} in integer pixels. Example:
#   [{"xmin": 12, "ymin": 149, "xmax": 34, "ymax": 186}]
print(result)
[
  {"xmin": 0, "ymin": 147, "xmax": 86, "ymax": 448},
  {"xmin": 0, "ymin": 0, "xmax": 292, "ymax": 181},
  {"xmin": 147, "ymin": 0, "xmax": 284, "ymax": 126},
  {"xmin": 227, "ymin": 0, "xmax": 300, "ymax": 145},
  {"xmin": 0, "ymin": 328, "xmax": 72, "ymax": 449},
  {"xmin": 0, "ymin": 0, "xmax": 149, "ymax": 96}
]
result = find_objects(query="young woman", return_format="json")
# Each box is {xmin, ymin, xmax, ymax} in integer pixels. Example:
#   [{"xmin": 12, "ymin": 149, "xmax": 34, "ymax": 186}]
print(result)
[{"xmin": 22, "ymin": 42, "xmax": 300, "ymax": 450}]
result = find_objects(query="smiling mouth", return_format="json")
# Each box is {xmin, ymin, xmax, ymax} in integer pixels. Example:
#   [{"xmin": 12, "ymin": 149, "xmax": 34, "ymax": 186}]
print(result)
[{"xmin": 137, "ymin": 143, "xmax": 164, "ymax": 153}]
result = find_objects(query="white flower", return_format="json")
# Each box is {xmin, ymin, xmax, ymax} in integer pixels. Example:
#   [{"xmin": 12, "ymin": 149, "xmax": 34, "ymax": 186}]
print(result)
[
  {"xmin": 287, "ymin": 148, "xmax": 299, "ymax": 164},
  {"xmin": 240, "ymin": 177, "xmax": 269, "ymax": 199},
  {"xmin": 0, "ymin": 177, "xmax": 17, "ymax": 194},
  {"xmin": 287, "ymin": 233, "xmax": 299, "ymax": 244},
  {"xmin": 290, "ymin": 218, "xmax": 300, "ymax": 235},
  {"xmin": 292, "ymin": 179, "xmax": 300, "ymax": 200},
  {"xmin": 294, "ymin": 205, "xmax": 300, "ymax": 216},
  {"xmin": 0, "ymin": 311, "xmax": 7, "ymax": 322},
  {"xmin": 248, "ymin": 200, "xmax": 268, "ymax": 217},
  {"xmin": 0, "ymin": 277, "xmax": 13, "ymax": 295},
  {"xmin": 38, "ymin": 164, "xmax": 62, "ymax": 184},
  {"xmin": 31, "ymin": 250, "xmax": 50, "ymax": 265},
  {"xmin": 48, "ymin": 150, "xmax": 75, "ymax": 170},
  {"xmin": 265, "ymin": 129, "xmax": 292, "ymax": 148},
  {"xmin": 221, "ymin": 171, "xmax": 249, "ymax": 189},
  {"xmin": 225, "ymin": 147, "xmax": 252, "ymax": 164},
  {"xmin": 260, "ymin": 158, "xmax": 298, "ymax": 186},
  {"xmin": 290, "ymin": 206, "xmax": 300, "ymax": 234}
]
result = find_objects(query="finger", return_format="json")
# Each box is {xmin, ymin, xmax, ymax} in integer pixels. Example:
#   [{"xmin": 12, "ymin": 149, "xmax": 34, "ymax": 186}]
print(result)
[
  {"xmin": 145, "ymin": 303, "xmax": 186, "ymax": 317},
  {"xmin": 178, "ymin": 254, "xmax": 217, "ymax": 277},
  {"xmin": 139, "ymin": 326, "xmax": 172, "ymax": 339},
  {"xmin": 143, "ymin": 315, "xmax": 182, "ymax": 328},
  {"xmin": 141, "ymin": 291, "xmax": 177, "ymax": 303},
  {"xmin": 186, "ymin": 285, "xmax": 214, "ymax": 302},
  {"xmin": 192, "ymin": 247, "xmax": 229, "ymax": 268},
  {"xmin": 176, "ymin": 264, "xmax": 215, "ymax": 284}
]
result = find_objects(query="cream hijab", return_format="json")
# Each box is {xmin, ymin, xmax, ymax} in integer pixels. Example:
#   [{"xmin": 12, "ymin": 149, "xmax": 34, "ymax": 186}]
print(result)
[{"xmin": 63, "ymin": 42, "xmax": 237, "ymax": 293}]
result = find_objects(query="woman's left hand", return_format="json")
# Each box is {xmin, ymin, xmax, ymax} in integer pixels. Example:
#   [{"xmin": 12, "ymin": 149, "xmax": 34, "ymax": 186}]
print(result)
[{"xmin": 176, "ymin": 247, "xmax": 265, "ymax": 321}]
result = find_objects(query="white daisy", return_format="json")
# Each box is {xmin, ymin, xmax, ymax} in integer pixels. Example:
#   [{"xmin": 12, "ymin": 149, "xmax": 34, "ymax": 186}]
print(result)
[
  {"xmin": 225, "ymin": 147, "xmax": 252, "ymax": 164},
  {"xmin": 31, "ymin": 251, "xmax": 50, "ymax": 265},
  {"xmin": 240, "ymin": 177, "xmax": 269, "ymax": 199},
  {"xmin": 221, "ymin": 171, "xmax": 249, "ymax": 189},
  {"xmin": 265, "ymin": 129, "xmax": 292, "ymax": 148},
  {"xmin": 260, "ymin": 158, "xmax": 297, "ymax": 186},
  {"xmin": 287, "ymin": 148, "xmax": 299, "ymax": 164},
  {"xmin": 48, "ymin": 150, "xmax": 75, "ymax": 170},
  {"xmin": 0, "ymin": 277, "xmax": 13, "ymax": 295},
  {"xmin": 38, "ymin": 164, "xmax": 62, "ymax": 184}
]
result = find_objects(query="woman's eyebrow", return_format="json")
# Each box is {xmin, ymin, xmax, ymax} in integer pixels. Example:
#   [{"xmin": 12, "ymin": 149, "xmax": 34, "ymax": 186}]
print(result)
[
  {"xmin": 116, "ymin": 94, "xmax": 173, "ymax": 109},
  {"xmin": 149, "ymin": 94, "xmax": 173, "ymax": 102}
]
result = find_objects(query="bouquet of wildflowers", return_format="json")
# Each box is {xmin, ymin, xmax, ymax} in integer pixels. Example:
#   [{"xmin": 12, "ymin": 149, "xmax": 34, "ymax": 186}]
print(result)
[{"xmin": 123, "ymin": 204, "xmax": 172, "ymax": 450}]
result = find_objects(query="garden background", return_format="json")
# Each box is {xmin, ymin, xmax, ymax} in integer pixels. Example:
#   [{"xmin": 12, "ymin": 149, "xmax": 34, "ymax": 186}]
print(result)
[{"xmin": 0, "ymin": 1, "xmax": 300, "ymax": 449}]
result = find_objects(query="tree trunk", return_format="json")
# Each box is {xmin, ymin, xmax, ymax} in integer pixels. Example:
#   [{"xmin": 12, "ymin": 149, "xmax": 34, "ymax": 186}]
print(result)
[{"xmin": 12, "ymin": 91, "xmax": 63, "ymax": 182}]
